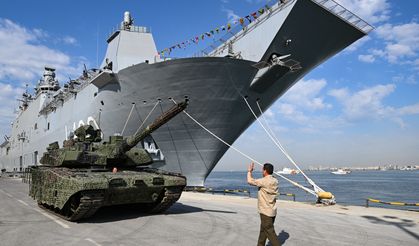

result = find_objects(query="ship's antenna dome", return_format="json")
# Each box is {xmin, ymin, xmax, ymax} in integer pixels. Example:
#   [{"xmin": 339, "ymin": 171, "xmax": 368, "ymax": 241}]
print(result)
[{"xmin": 123, "ymin": 11, "xmax": 133, "ymax": 28}]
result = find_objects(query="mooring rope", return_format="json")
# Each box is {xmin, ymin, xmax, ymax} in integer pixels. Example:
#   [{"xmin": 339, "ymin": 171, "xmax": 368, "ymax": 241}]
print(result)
[
  {"xmin": 170, "ymin": 99, "xmax": 316, "ymax": 195},
  {"xmin": 134, "ymin": 100, "xmax": 160, "ymax": 135},
  {"xmin": 244, "ymin": 97, "xmax": 324, "ymax": 193},
  {"xmin": 121, "ymin": 103, "xmax": 136, "ymax": 135}
]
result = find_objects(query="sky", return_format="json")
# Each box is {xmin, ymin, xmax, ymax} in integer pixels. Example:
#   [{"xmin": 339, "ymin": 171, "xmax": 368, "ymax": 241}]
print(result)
[{"xmin": 0, "ymin": 0, "xmax": 418, "ymax": 170}]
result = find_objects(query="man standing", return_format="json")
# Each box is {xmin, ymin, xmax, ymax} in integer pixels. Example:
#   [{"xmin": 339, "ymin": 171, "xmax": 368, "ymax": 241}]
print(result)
[{"xmin": 247, "ymin": 162, "xmax": 280, "ymax": 246}]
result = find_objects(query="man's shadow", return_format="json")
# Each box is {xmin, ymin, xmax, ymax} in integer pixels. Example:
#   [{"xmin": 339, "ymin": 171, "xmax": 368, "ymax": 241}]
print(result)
[{"xmin": 267, "ymin": 230, "xmax": 290, "ymax": 245}]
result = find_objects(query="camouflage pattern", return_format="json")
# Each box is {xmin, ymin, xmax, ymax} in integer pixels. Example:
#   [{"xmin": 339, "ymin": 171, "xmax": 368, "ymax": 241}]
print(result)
[
  {"xmin": 30, "ymin": 167, "xmax": 185, "ymax": 209},
  {"xmin": 29, "ymin": 101, "xmax": 188, "ymax": 221}
]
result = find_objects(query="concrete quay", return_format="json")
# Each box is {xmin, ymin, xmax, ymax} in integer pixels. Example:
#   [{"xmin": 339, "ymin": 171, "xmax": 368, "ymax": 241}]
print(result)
[{"xmin": 0, "ymin": 177, "xmax": 418, "ymax": 246}]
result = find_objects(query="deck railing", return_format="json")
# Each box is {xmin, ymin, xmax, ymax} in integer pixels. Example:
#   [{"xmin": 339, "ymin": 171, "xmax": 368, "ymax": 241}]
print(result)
[
  {"xmin": 312, "ymin": 0, "xmax": 374, "ymax": 33},
  {"xmin": 197, "ymin": 0, "xmax": 373, "ymax": 58},
  {"xmin": 107, "ymin": 24, "xmax": 151, "ymax": 40},
  {"xmin": 198, "ymin": 0, "xmax": 296, "ymax": 57}
]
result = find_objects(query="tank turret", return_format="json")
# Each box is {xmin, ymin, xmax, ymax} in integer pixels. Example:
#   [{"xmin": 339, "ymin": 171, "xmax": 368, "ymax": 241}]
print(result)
[{"xmin": 40, "ymin": 100, "xmax": 187, "ymax": 167}]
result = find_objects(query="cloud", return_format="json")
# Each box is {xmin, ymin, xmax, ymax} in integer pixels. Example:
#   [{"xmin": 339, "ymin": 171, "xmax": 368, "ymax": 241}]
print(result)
[
  {"xmin": 392, "ymin": 74, "xmax": 417, "ymax": 85},
  {"xmin": 358, "ymin": 54, "xmax": 375, "ymax": 63},
  {"xmin": 272, "ymin": 78, "xmax": 346, "ymax": 132},
  {"xmin": 413, "ymin": 59, "xmax": 419, "ymax": 70},
  {"xmin": 280, "ymin": 78, "xmax": 331, "ymax": 111},
  {"xmin": 274, "ymin": 79, "xmax": 419, "ymax": 131},
  {"xmin": 334, "ymin": 0, "xmax": 390, "ymax": 24},
  {"xmin": 375, "ymin": 22, "xmax": 419, "ymax": 43},
  {"xmin": 0, "ymin": 18, "xmax": 83, "ymax": 83},
  {"xmin": 60, "ymin": 36, "xmax": 77, "ymax": 45},
  {"xmin": 398, "ymin": 103, "xmax": 419, "ymax": 115},
  {"xmin": 329, "ymin": 84, "xmax": 419, "ymax": 127},
  {"xmin": 329, "ymin": 84, "xmax": 395, "ymax": 120},
  {"xmin": 0, "ymin": 82, "xmax": 25, "ymax": 136},
  {"xmin": 222, "ymin": 8, "xmax": 240, "ymax": 22},
  {"xmin": 277, "ymin": 103, "xmax": 309, "ymax": 123},
  {"xmin": 0, "ymin": 18, "xmax": 86, "ymax": 136},
  {"xmin": 362, "ymin": 22, "xmax": 419, "ymax": 67}
]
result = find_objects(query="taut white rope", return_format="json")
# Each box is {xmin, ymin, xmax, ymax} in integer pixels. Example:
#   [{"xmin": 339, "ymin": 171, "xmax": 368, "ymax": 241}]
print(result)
[
  {"xmin": 121, "ymin": 103, "xmax": 135, "ymax": 135},
  {"xmin": 172, "ymin": 98, "xmax": 316, "ymax": 195},
  {"xmin": 244, "ymin": 97, "xmax": 324, "ymax": 194},
  {"xmin": 134, "ymin": 100, "xmax": 160, "ymax": 135}
]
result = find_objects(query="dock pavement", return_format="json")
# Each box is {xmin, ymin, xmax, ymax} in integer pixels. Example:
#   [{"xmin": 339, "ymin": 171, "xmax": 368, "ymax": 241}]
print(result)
[{"xmin": 0, "ymin": 176, "xmax": 418, "ymax": 246}]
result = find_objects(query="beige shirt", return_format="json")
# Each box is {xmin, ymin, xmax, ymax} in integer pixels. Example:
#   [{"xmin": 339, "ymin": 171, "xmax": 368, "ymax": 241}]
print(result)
[{"xmin": 248, "ymin": 175, "xmax": 278, "ymax": 217}]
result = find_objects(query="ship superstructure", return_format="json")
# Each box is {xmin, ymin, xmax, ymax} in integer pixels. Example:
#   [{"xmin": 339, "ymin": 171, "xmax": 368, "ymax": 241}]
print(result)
[{"xmin": 0, "ymin": 0, "xmax": 372, "ymax": 186}]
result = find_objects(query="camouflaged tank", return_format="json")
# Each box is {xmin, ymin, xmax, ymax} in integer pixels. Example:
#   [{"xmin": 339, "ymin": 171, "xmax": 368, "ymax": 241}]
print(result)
[{"xmin": 29, "ymin": 101, "xmax": 188, "ymax": 221}]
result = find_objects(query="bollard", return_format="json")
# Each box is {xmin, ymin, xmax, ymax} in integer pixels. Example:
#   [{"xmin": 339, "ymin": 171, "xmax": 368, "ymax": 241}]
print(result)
[{"xmin": 278, "ymin": 193, "xmax": 296, "ymax": 202}]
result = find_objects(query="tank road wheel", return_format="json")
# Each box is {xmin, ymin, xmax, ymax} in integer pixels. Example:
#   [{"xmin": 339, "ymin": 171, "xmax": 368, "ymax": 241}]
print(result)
[
  {"xmin": 34, "ymin": 192, "xmax": 104, "ymax": 222},
  {"xmin": 67, "ymin": 191, "xmax": 104, "ymax": 221},
  {"xmin": 69, "ymin": 193, "xmax": 81, "ymax": 216},
  {"xmin": 149, "ymin": 187, "xmax": 184, "ymax": 214},
  {"xmin": 58, "ymin": 191, "xmax": 104, "ymax": 221},
  {"xmin": 59, "ymin": 192, "xmax": 81, "ymax": 220}
]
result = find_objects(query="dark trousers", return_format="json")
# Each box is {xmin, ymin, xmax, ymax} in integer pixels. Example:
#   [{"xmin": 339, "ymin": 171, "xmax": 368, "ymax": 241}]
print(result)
[{"xmin": 257, "ymin": 213, "xmax": 280, "ymax": 246}]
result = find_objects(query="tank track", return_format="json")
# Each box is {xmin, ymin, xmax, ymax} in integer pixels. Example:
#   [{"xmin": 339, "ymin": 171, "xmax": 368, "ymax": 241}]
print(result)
[
  {"xmin": 39, "ymin": 191, "xmax": 104, "ymax": 221},
  {"xmin": 150, "ymin": 187, "xmax": 183, "ymax": 213}
]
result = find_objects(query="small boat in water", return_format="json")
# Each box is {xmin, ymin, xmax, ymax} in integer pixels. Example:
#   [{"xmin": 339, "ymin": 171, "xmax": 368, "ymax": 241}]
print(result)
[
  {"xmin": 277, "ymin": 168, "xmax": 299, "ymax": 175},
  {"xmin": 331, "ymin": 169, "xmax": 351, "ymax": 175}
]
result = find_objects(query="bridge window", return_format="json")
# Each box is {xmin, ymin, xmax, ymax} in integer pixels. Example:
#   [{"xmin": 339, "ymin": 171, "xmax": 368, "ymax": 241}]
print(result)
[
  {"xmin": 19, "ymin": 156, "xmax": 23, "ymax": 171},
  {"xmin": 34, "ymin": 151, "xmax": 38, "ymax": 165}
]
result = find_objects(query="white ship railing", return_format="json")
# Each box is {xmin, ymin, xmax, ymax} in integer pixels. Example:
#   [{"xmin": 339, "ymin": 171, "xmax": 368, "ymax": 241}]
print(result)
[
  {"xmin": 199, "ymin": 0, "xmax": 296, "ymax": 57},
  {"xmin": 107, "ymin": 25, "xmax": 151, "ymax": 40},
  {"xmin": 312, "ymin": 0, "xmax": 373, "ymax": 33},
  {"xmin": 197, "ymin": 0, "xmax": 373, "ymax": 57}
]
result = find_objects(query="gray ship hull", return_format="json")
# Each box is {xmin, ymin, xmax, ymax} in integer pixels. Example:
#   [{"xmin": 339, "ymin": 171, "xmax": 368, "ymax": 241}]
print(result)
[
  {"xmin": 98, "ymin": 58, "xmax": 259, "ymax": 186},
  {"xmin": 112, "ymin": 0, "xmax": 365, "ymax": 185}
]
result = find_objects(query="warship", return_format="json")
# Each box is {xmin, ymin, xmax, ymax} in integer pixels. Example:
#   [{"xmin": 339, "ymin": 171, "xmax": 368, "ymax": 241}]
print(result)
[{"xmin": 0, "ymin": 0, "xmax": 372, "ymax": 186}]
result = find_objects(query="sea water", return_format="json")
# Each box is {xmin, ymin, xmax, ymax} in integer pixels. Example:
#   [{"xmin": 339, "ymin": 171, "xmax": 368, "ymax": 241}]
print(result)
[{"xmin": 205, "ymin": 170, "xmax": 419, "ymax": 210}]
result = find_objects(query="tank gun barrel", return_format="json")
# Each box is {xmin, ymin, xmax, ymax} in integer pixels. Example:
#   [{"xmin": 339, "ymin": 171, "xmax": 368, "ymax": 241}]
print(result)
[{"xmin": 123, "ymin": 100, "xmax": 188, "ymax": 152}]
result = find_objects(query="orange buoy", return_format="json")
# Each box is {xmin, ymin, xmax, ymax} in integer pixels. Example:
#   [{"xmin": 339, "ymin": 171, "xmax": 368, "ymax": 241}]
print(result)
[{"xmin": 317, "ymin": 191, "xmax": 333, "ymax": 200}]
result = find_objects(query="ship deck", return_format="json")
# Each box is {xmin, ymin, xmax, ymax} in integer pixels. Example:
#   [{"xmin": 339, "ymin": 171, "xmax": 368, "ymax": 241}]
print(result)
[{"xmin": 0, "ymin": 177, "xmax": 418, "ymax": 245}]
